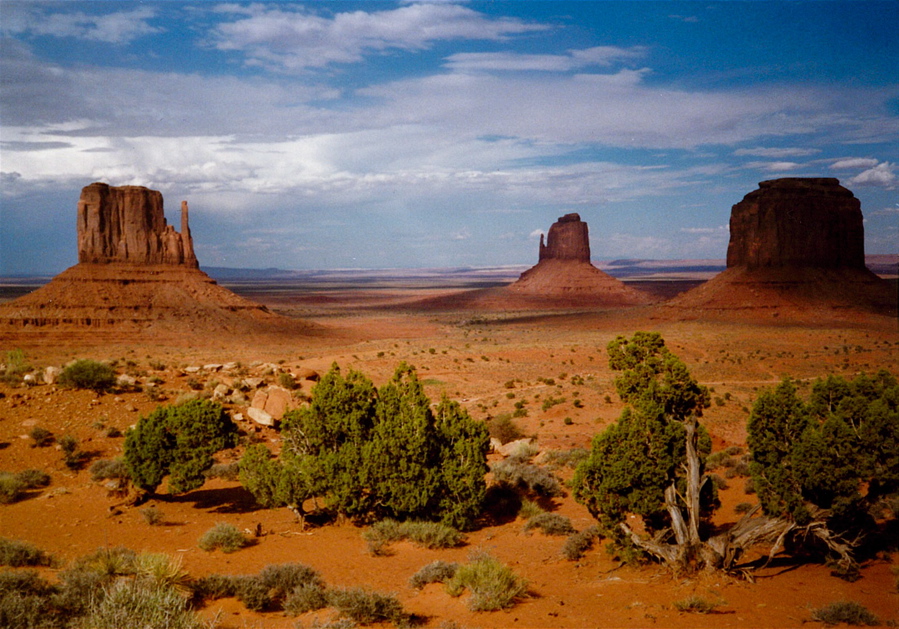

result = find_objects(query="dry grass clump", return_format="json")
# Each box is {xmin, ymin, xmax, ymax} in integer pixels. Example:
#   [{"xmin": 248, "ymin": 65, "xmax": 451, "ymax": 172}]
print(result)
[
  {"xmin": 326, "ymin": 587, "xmax": 411, "ymax": 627},
  {"xmin": 0, "ymin": 538, "xmax": 53, "ymax": 567},
  {"xmin": 673, "ymin": 595, "xmax": 724, "ymax": 614},
  {"xmin": 446, "ymin": 552, "xmax": 528, "ymax": 612},
  {"xmin": 810, "ymin": 601, "xmax": 880, "ymax": 626},
  {"xmin": 561, "ymin": 526, "xmax": 601, "ymax": 561},
  {"xmin": 197, "ymin": 523, "xmax": 248, "ymax": 553},
  {"xmin": 523, "ymin": 512, "xmax": 575, "ymax": 536},
  {"xmin": 409, "ymin": 561, "xmax": 459, "ymax": 589},
  {"xmin": 490, "ymin": 459, "xmax": 563, "ymax": 497},
  {"xmin": 363, "ymin": 519, "xmax": 464, "ymax": 555}
]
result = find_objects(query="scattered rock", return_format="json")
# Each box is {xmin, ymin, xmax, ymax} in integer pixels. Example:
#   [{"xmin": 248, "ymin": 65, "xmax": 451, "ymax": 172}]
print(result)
[
  {"xmin": 43, "ymin": 366, "xmax": 61, "ymax": 385},
  {"xmin": 247, "ymin": 407, "xmax": 275, "ymax": 427}
]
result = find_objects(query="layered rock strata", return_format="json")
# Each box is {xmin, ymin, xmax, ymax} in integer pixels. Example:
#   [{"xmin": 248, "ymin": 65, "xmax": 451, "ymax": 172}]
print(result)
[{"xmin": 664, "ymin": 178, "xmax": 895, "ymax": 319}]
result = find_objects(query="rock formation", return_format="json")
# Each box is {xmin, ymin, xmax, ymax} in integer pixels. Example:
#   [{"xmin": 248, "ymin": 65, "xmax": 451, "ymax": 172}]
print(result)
[
  {"xmin": 726, "ymin": 178, "xmax": 865, "ymax": 270},
  {"xmin": 77, "ymin": 183, "xmax": 199, "ymax": 267},
  {"xmin": 0, "ymin": 183, "xmax": 312, "ymax": 339},
  {"xmin": 664, "ymin": 178, "xmax": 896, "ymax": 320},
  {"xmin": 508, "ymin": 213, "xmax": 653, "ymax": 306},
  {"xmin": 539, "ymin": 213, "xmax": 591, "ymax": 262}
]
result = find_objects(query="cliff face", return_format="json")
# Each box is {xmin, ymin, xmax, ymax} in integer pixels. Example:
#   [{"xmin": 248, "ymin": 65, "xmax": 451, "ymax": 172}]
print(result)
[
  {"xmin": 77, "ymin": 182, "xmax": 198, "ymax": 267},
  {"xmin": 539, "ymin": 213, "xmax": 591, "ymax": 262},
  {"xmin": 726, "ymin": 178, "xmax": 865, "ymax": 270}
]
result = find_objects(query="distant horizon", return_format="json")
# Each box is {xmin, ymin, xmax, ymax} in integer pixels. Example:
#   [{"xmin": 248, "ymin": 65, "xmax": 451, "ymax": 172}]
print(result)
[{"xmin": 3, "ymin": 2, "xmax": 897, "ymax": 275}]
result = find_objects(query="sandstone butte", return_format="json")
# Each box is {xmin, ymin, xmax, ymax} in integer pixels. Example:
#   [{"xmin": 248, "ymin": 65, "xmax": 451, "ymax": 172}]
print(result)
[
  {"xmin": 662, "ymin": 177, "xmax": 897, "ymax": 320},
  {"xmin": 0, "ymin": 182, "xmax": 312, "ymax": 340}
]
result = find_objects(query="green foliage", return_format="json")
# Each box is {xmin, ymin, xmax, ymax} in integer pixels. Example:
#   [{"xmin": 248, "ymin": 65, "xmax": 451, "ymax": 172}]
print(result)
[
  {"xmin": 124, "ymin": 399, "xmax": 237, "ymax": 494},
  {"xmin": 283, "ymin": 583, "xmax": 328, "ymax": 615},
  {"xmin": 0, "ymin": 539, "xmax": 52, "ymax": 567},
  {"xmin": 523, "ymin": 512, "xmax": 575, "ymax": 536},
  {"xmin": 748, "ymin": 371, "xmax": 899, "ymax": 534},
  {"xmin": 491, "ymin": 459, "xmax": 563, "ymax": 498},
  {"xmin": 58, "ymin": 359, "xmax": 117, "ymax": 393},
  {"xmin": 140, "ymin": 506, "xmax": 164, "ymax": 526},
  {"xmin": 198, "ymin": 523, "xmax": 248, "ymax": 553},
  {"xmin": 810, "ymin": 601, "xmax": 880, "ymax": 626},
  {"xmin": 0, "ymin": 476, "xmax": 24, "ymax": 505},
  {"xmin": 1, "ymin": 349, "xmax": 31, "ymax": 386},
  {"xmin": 573, "ymin": 332, "xmax": 713, "ymax": 539},
  {"xmin": 278, "ymin": 363, "xmax": 489, "ymax": 529},
  {"xmin": 0, "ymin": 569, "xmax": 59, "ymax": 629},
  {"xmin": 484, "ymin": 414, "xmax": 524, "ymax": 443},
  {"xmin": 446, "ymin": 553, "xmax": 528, "ymax": 612},
  {"xmin": 409, "ymin": 561, "xmax": 459, "ymax": 589},
  {"xmin": 90, "ymin": 459, "xmax": 130, "ymax": 482},
  {"xmin": 239, "ymin": 444, "xmax": 310, "ymax": 514}
]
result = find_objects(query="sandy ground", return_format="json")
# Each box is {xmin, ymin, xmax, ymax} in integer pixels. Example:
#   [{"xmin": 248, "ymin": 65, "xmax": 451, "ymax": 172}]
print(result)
[{"xmin": 0, "ymin": 284, "xmax": 897, "ymax": 628}]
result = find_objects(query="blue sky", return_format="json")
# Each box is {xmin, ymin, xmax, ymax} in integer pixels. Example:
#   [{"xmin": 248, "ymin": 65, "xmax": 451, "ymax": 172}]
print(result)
[{"xmin": 1, "ymin": 1, "xmax": 897, "ymax": 274}]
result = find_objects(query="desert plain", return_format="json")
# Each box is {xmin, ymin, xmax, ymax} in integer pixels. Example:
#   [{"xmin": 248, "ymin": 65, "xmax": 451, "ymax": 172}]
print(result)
[{"xmin": 0, "ymin": 267, "xmax": 897, "ymax": 628}]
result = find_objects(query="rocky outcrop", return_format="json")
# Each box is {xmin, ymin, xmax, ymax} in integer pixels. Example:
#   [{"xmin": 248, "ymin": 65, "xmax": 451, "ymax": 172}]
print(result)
[
  {"xmin": 506, "ymin": 214, "xmax": 653, "ymax": 306},
  {"xmin": 0, "ymin": 183, "xmax": 313, "ymax": 339},
  {"xmin": 663, "ymin": 178, "xmax": 896, "ymax": 320},
  {"xmin": 539, "ymin": 213, "xmax": 591, "ymax": 262},
  {"xmin": 77, "ymin": 182, "xmax": 198, "ymax": 267},
  {"xmin": 726, "ymin": 178, "xmax": 865, "ymax": 270}
]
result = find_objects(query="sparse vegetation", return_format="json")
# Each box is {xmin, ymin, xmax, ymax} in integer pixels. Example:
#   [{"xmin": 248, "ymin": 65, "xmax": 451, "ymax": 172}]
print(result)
[
  {"xmin": 198, "ymin": 522, "xmax": 249, "ymax": 553},
  {"xmin": 140, "ymin": 505, "xmax": 164, "ymax": 526},
  {"xmin": 409, "ymin": 561, "xmax": 459, "ymax": 589},
  {"xmin": 327, "ymin": 587, "xmax": 410, "ymax": 626},
  {"xmin": 673, "ymin": 595, "xmax": 724, "ymax": 614},
  {"xmin": 485, "ymin": 414, "xmax": 524, "ymax": 444},
  {"xmin": 523, "ymin": 512, "xmax": 576, "ymax": 536},
  {"xmin": 0, "ymin": 539, "xmax": 53, "ymax": 567},
  {"xmin": 810, "ymin": 601, "xmax": 880, "ymax": 626},
  {"xmin": 562, "ymin": 526, "xmax": 600, "ymax": 561},
  {"xmin": 363, "ymin": 519, "xmax": 464, "ymax": 555},
  {"xmin": 28, "ymin": 426, "xmax": 53, "ymax": 448},
  {"xmin": 491, "ymin": 459, "xmax": 563, "ymax": 497},
  {"xmin": 58, "ymin": 359, "xmax": 117, "ymax": 393},
  {"xmin": 446, "ymin": 553, "xmax": 528, "ymax": 612}
]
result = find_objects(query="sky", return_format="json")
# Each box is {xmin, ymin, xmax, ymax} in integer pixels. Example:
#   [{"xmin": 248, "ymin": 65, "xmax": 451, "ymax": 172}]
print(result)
[{"xmin": 1, "ymin": 1, "xmax": 897, "ymax": 275}]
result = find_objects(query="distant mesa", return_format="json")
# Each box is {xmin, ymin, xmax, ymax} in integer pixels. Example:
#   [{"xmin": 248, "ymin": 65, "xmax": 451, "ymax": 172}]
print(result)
[
  {"xmin": 664, "ymin": 178, "xmax": 896, "ymax": 319},
  {"xmin": 0, "ymin": 182, "xmax": 311, "ymax": 339},
  {"xmin": 508, "ymin": 213, "xmax": 653, "ymax": 306}
]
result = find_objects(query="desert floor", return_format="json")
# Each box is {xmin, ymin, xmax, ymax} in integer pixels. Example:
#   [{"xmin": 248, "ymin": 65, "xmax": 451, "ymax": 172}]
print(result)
[{"xmin": 1, "ymin": 280, "xmax": 897, "ymax": 628}]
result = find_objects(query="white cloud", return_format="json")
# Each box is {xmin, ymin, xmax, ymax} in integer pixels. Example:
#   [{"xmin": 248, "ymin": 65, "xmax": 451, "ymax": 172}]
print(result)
[
  {"xmin": 0, "ymin": 5, "xmax": 161, "ymax": 44},
  {"xmin": 211, "ymin": 3, "xmax": 547, "ymax": 71},
  {"xmin": 529, "ymin": 229, "xmax": 545, "ymax": 240},
  {"xmin": 680, "ymin": 226, "xmax": 727, "ymax": 234},
  {"xmin": 734, "ymin": 147, "xmax": 820, "ymax": 158},
  {"xmin": 745, "ymin": 161, "xmax": 803, "ymax": 172},
  {"xmin": 444, "ymin": 46, "xmax": 647, "ymax": 72},
  {"xmin": 849, "ymin": 162, "xmax": 897, "ymax": 189},
  {"xmin": 830, "ymin": 157, "xmax": 879, "ymax": 170}
]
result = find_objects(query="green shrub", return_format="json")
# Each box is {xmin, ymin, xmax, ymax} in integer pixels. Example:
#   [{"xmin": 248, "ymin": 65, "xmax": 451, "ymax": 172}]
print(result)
[
  {"xmin": 58, "ymin": 359, "xmax": 117, "ymax": 393},
  {"xmin": 90, "ymin": 459, "xmax": 130, "ymax": 483},
  {"xmin": 135, "ymin": 553, "xmax": 191, "ymax": 595},
  {"xmin": 234, "ymin": 576, "xmax": 270, "ymax": 611},
  {"xmin": 485, "ymin": 414, "xmax": 524, "ymax": 444},
  {"xmin": 409, "ymin": 561, "xmax": 459, "ymax": 589},
  {"xmin": 544, "ymin": 448, "xmax": 589, "ymax": 471},
  {"xmin": 446, "ymin": 553, "xmax": 528, "ymax": 611},
  {"xmin": 124, "ymin": 398, "xmax": 238, "ymax": 494},
  {"xmin": 15, "ymin": 469, "xmax": 50, "ymax": 489},
  {"xmin": 673, "ymin": 595, "xmax": 724, "ymax": 614},
  {"xmin": 810, "ymin": 601, "xmax": 880, "ymax": 626},
  {"xmin": 278, "ymin": 372, "xmax": 298, "ymax": 390},
  {"xmin": 326, "ymin": 587, "xmax": 409, "ymax": 626},
  {"xmin": 258, "ymin": 563, "xmax": 324, "ymax": 603},
  {"xmin": 190, "ymin": 574, "xmax": 238, "ymax": 600},
  {"xmin": 0, "ymin": 539, "xmax": 52, "ymax": 567},
  {"xmin": 0, "ymin": 569, "xmax": 59, "ymax": 629},
  {"xmin": 0, "ymin": 476, "xmax": 24, "ymax": 504},
  {"xmin": 198, "ymin": 523, "xmax": 248, "ymax": 553},
  {"xmin": 562, "ymin": 526, "xmax": 600, "ymax": 561},
  {"xmin": 363, "ymin": 519, "xmax": 464, "ymax": 555},
  {"xmin": 84, "ymin": 579, "xmax": 203, "ymax": 629},
  {"xmin": 524, "ymin": 512, "xmax": 575, "ymax": 536},
  {"xmin": 204, "ymin": 461, "xmax": 240, "ymax": 481},
  {"xmin": 28, "ymin": 427, "xmax": 53, "ymax": 448}
]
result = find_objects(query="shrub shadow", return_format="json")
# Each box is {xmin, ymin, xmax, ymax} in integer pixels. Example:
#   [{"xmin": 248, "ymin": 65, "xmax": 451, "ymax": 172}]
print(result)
[{"xmin": 167, "ymin": 485, "xmax": 263, "ymax": 514}]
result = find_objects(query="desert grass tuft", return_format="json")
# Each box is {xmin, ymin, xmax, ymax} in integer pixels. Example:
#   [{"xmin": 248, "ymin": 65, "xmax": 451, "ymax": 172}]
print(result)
[
  {"xmin": 446, "ymin": 552, "xmax": 528, "ymax": 612},
  {"xmin": 363, "ymin": 519, "xmax": 464, "ymax": 555},
  {"xmin": 523, "ymin": 512, "xmax": 575, "ymax": 536},
  {"xmin": 409, "ymin": 561, "xmax": 459, "ymax": 589},
  {"xmin": 198, "ymin": 523, "xmax": 248, "ymax": 553},
  {"xmin": 810, "ymin": 601, "xmax": 880, "ymax": 626},
  {"xmin": 673, "ymin": 595, "xmax": 724, "ymax": 614},
  {"xmin": 0, "ymin": 538, "xmax": 53, "ymax": 567},
  {"xmin": 326, "ymin": 587, "xmax": 410, "ymax": 627}
]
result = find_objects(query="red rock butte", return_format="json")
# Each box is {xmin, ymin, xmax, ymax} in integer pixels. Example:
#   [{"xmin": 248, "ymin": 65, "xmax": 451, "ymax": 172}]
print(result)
[
  {"xmin": 0, "ymin": 182, "xmax": 312, "ymax": 340},
  {"xmin": 663, "ymin": 178, "xmax": 896, "ymax": 320}
]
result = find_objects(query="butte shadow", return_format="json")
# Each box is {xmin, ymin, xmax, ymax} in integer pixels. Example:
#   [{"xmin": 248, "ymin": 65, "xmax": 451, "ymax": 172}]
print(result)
[
  {"xmin": 657, "ymin": 178, "xmax": 897, "ymax": 322},
  {"xmin": 0, "ymin": 182, "xmax": 316, "ymax": 342}
]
